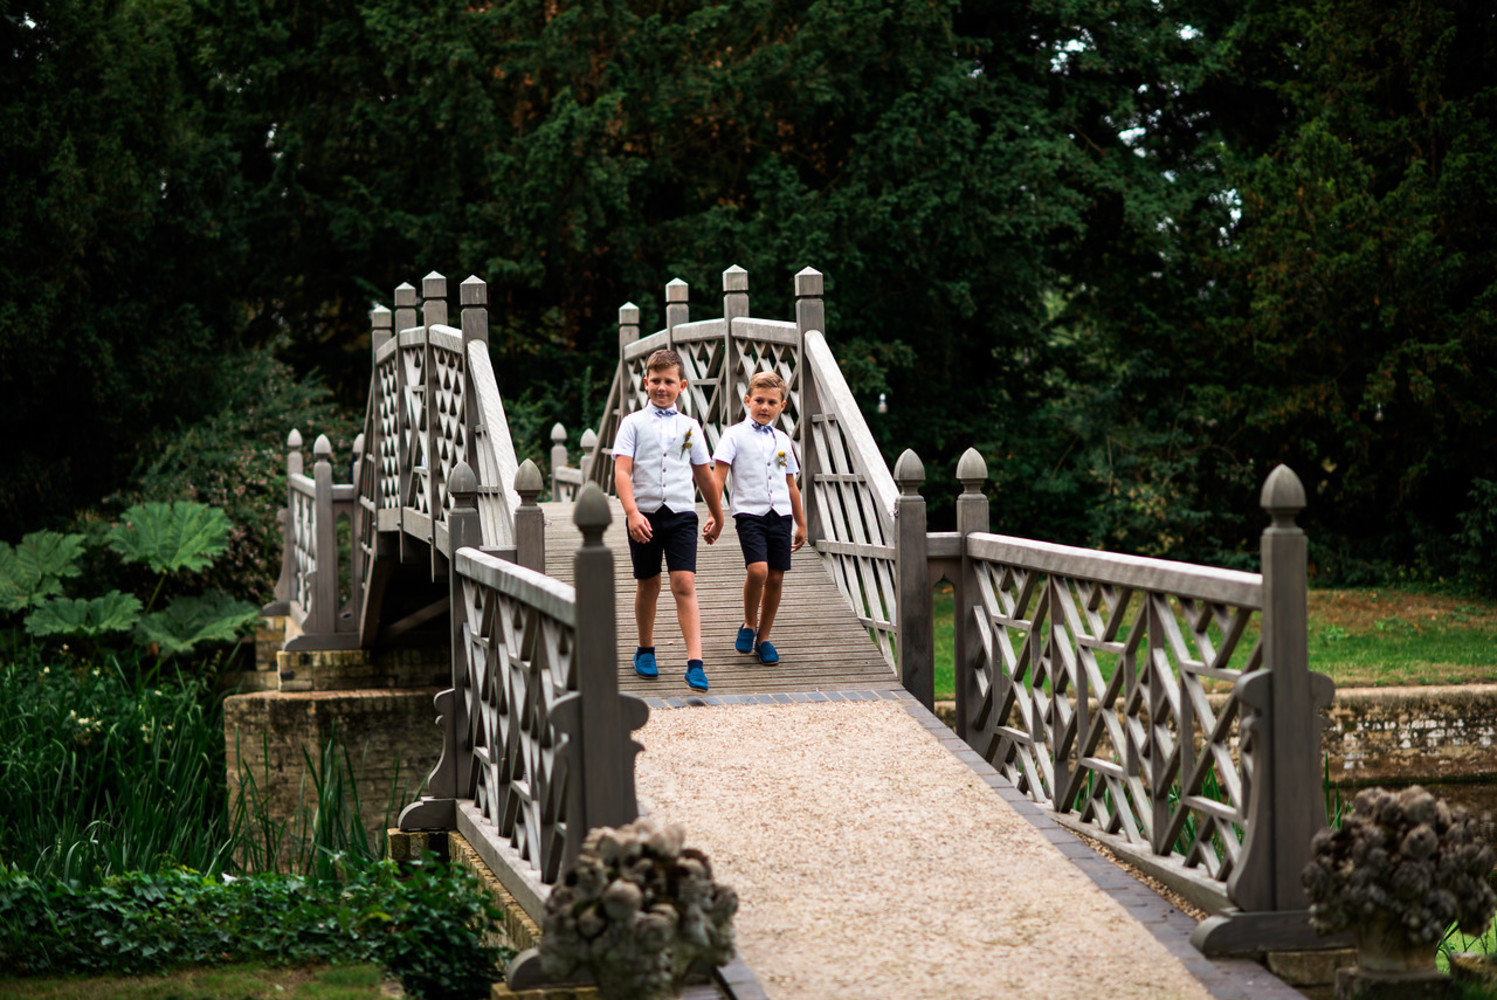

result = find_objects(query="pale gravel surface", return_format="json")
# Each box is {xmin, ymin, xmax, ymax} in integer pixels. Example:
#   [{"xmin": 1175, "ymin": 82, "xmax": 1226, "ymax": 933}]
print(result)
[{"xmin": 635, "ymin": 700, "xmax": 1214, "ymax": 1000}]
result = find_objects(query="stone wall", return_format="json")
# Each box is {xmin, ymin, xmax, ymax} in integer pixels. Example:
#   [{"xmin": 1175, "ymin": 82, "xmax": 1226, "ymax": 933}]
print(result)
[{"xmin": 1326, "ymin": 684, "xmax": 1497, "ymax": 785}]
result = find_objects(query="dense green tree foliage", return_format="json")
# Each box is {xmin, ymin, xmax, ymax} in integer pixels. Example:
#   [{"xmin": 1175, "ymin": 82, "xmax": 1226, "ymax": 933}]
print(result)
[{"xmin": 3, "ymin": 0, "xmax": 1494, "ymax": 586}]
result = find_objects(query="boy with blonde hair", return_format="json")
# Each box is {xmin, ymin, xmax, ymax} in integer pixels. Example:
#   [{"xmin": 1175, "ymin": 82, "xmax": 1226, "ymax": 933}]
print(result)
[
  {"xmin": 613, "ymin": 349, "xmax": 724, "ymax": 691},
  {"xmin": 712, "ymin": 370, "xmax": 807, "ymax": 664}
]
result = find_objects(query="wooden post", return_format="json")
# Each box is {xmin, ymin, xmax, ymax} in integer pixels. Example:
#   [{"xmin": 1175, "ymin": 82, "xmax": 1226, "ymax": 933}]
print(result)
[
  {"xmin": 460, "ymin": 275, "xmax": 488, "ymax": 470},
  {"xmin": 579, "ymin": 428, "xmax": 598, "ymax": 482},
  {"xmin": 722, "ymin": 265, "xmax": 748, "ymax": 427},
  {"xmin": 1193, "ymin": 464, "xmax": 1337, "ymax": 955},
  {"xmin": 619, "ymin": 302, "xmax": 639, "ymax": 423},
  {"xmin": 953, "ymin": 447, "xmax": 989, "ymax": 742},
  {"xmin": 665, "ymin": 279, "xmax": 689, "ymax": 417},
  {"xmin": 369, "ymin": 306, "xmax": 392, "ymax": 510},
  {"xmin": 894, "ymin": 449, "xmax": 933, "ymax": 711},
  {"xmin": 422, "ymin": 272, "xmax": 447, "ymax": 579},
  {"xmin": 264, "ymin": 429, "xmax": 303, "ymax": 615},
  {"xmin": 349, "ymin": 431, "xmax": 366, "ymax": 617},
  {"xmin": 795, "ymin": 268, "xmax": 824, "ymax": 542},
  {"xmin": 311, "ymin": 435, "xmax": 337, "ymax": 636},
  {"xmin": 550, "ymin": 423, "xmax": 568, "ymax": 499},
  {"xmin": 394, "ymin": 281, "xmax": 419, "ymax": 564},
  {"xmin": 570, "ymin": 483, "xmax": 638, "ymax": 862},
  {"xmin": 514, "ymin": 459, "xmax": 545, "ymax": 573}
]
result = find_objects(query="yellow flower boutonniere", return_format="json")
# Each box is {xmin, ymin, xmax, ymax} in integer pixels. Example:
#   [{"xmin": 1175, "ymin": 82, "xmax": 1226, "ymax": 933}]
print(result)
[
  {"xmin": 776, "ymin": 450, "xmax": 787, "ymax": 468},
  {"xmin": 681, "ymin": 428, "xmax": 693, "ymax": 454}
]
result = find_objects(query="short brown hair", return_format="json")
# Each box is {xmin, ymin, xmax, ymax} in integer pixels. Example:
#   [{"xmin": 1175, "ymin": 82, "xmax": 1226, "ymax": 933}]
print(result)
[
  {"xmin": 645, "ymin": 349, "xmax": 684, "ymax": 378},
  {"xmin": 747, "ymin": 370, "xmax": 788, "ymax": 399}
]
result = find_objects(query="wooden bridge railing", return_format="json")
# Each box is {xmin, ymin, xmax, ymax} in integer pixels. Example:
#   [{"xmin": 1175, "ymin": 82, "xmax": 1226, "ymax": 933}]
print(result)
[
  {"xmin": 398, "ymin": 468, "xmax": 648, "ymax": 924},
  {"xmin": 264, "ymin": 272, "xmax": 521, "ymax": 649},
  {"xmin": 900, "ymin": 451, "xmax": 1335, "ymax": 955}
]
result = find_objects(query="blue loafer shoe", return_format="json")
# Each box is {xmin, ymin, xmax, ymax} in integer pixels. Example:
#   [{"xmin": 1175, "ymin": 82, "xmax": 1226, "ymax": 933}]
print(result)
[
  {"xmin": 685, "ymin": 663, "xmax": 709, "ymax": 691},
  {"xmin": 755, "ymin": 641, "xmax": 779, "ymax": 664},
  {"xmin": 633, "ymin": 649, "xmax": 658, "ymax": 678},
  {"xmin": 735, "ymin": 625, "xmax": 756, "ymax": 654}
]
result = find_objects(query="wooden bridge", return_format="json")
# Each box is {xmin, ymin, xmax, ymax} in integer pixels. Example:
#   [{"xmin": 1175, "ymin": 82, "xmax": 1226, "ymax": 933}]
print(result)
[{"xmin": 265, "ymin": 267, "xmax": 1339, "ymax": 998}]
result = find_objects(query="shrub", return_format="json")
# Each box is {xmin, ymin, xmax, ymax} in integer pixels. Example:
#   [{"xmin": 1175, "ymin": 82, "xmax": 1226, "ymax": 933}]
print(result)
[{"xmin": 0, "ymin": 859, "xmax": 507, "ymax": 1000}]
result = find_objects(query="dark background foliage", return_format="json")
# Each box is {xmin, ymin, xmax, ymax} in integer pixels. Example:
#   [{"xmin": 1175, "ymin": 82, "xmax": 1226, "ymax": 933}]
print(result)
[{"xmin": 4, "ymin": 0, "xmax": 1494, "ymax": 592}]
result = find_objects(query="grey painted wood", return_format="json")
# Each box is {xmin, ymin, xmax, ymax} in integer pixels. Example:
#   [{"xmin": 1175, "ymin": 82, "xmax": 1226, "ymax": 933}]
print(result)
[
  {"xmin": 894, "ymin": 449, "xmax": 933, "ymax": 710},
  {"xmin": 514, "ymin": 459, "xmax": 545, "ymax": 572},
  {"xmin": 954, "ymin": 448, "xmax": 990, "ymax": 747}
]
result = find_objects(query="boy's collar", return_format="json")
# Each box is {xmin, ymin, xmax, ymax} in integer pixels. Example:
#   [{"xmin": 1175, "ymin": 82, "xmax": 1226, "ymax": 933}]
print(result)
[
  {"xmin": 749, "ymin": 419, "xmax": 774, "ymax": 433},
  {"xmin": 648, "ymin": 404, "xmax": 679, "ymax": 416}
]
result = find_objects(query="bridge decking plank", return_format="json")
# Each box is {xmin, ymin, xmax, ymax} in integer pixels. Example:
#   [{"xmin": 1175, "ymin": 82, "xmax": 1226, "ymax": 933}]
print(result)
[{"xmin": 540, "ymin": 499, "xmax": 898, "ymax": 697}]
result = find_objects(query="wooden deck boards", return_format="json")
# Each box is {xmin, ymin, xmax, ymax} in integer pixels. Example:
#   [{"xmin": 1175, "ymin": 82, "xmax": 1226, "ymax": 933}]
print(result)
[{"xmin": 539, "ymin": 499, "xmax": 898, "ymax": 697}]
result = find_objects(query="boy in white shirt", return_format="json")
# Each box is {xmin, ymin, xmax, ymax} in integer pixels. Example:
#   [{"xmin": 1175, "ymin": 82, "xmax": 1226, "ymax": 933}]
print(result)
[
  {"xmin": 711, "ymin": 371, "xmax": 807, "ymax": 664},
  {"xmin": 613, "ymin": 349, "xmax": 724, "ymax": 691}
]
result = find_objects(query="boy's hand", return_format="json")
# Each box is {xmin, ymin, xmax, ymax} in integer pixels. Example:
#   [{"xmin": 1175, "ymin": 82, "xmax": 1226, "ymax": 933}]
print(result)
[
  {"xmin": 703, "ymin": 515, "xmax": 721, "ymax": 544},
  {"xmin": 791, "ymin": 522, "xmax": 807, "ymax": 553},
  {"xmin": 626, "ymin": 510, "xmax": 653, "ymax": 543}
]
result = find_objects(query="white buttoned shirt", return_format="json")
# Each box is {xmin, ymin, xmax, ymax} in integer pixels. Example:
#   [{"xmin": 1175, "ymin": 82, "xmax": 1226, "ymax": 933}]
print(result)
[
  {"xmin": 613, "ymin": 405, "xmax": 711, "ymax": 513},
  {"xmin": 713, "ymin": 417, "xmax": 799, "ymax": 516}
]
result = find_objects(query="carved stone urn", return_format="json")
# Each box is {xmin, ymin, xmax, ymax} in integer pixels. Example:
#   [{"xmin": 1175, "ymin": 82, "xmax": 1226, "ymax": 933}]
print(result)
[
  {"xmin": 1303, "ymin": 786, "xmax": 1496, "ymax": 994},
  {"xmin": 538, "ymin": 818, "xmax": 738, "ymax": 1000}
]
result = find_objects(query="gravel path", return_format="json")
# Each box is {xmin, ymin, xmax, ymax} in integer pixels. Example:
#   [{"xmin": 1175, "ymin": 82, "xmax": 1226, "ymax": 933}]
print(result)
[{"xmin": 634, "ymin": 699, "xmax": 1214, "ymax": 1000}]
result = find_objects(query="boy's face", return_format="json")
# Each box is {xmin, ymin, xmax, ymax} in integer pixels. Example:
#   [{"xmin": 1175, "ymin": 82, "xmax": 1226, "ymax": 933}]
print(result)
[
  {"xmin": 744, "ymin": 386, "xmax": 786, "ymax": 426},
  {"xmin": 645, "ymin": 365, "xmax": 686, "ymax": 409}
]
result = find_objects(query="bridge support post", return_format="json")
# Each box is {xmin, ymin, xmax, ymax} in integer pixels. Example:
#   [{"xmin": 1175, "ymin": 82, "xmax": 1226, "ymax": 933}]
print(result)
[
  {"xmin": 618, "ymin": 302, "xmax": 639, "ymax": 426},
  {"xmin": 894, "ymin": 450, "xmax": 933, "ymax": 711},
  {"xmin": 514, "ymin": 459, "xmax": 545, "ymax": 573},
  {"xmin": 794, "ymin": 268, "xmax": 824, "ymax": 543},
  {"xmin": 952, "ymin": 448, "xmax": 989, "ymax": 742},
  {"xmin": 1192, "ymin": 464, "xmax": 1338, "ymax": 956},
  {"xmin": 722, "ymin": 266, "xmax": 748, "ymax": 425},
  {"xmin": 262, "ymin": 429, "xmax": 303, "ymax": 617},
  {"xmin": 549, "ymin": 423, "xmax": 568, "ymax": 500},
  {"xmin": 394, "ymin": 282, "xmax": 420, "ymax": 566},
  {"xmin": 397, "ymin": 463, "xmax": 483, "ymax": 832}
]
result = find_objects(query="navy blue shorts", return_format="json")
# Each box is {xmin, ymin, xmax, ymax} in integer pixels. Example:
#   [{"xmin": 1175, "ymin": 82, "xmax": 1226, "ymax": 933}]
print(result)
[
  {"xmin": 735, "ymin": 512, "xmax": 793, "ymax": 572},
  {"xmin": 627, "ymin": 506, "xmax": 699, "ymax": 579}
]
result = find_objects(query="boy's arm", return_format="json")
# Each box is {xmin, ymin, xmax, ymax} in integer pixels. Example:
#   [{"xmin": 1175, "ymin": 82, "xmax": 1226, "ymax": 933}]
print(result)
[
  {"xmin": 613, "ymin": 456, "xmax": 652, "ymax": 543},
  {"xmin": 694, "ymin": 462, "xmax": 724, "ymax": 543},
  {"xmin": 787, "ymin": 472, "xmax": 807, "ymax": 552}
]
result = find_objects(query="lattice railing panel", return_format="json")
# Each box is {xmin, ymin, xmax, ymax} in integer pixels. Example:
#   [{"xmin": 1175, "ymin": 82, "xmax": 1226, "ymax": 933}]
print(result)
[
  {"xmin": 376, "ymin": 347, "xmax": 402, "ymax": 510},
  {"xmin": 731, "ymin": 322, "xmax": 801, "ymax": 441},
  {"xmin": 402, "ymin": 342, "xmax": 430, "ymax": 516},
  {"xmin": 965, "ymin": 539, "xmax": 1264, "ymax": 885},
  {"xmin": 428, "ymin": 329, "xmax": 468, "ymax": 524},
  {"xmin": 288, "ymin": 477, "xmax": 316, "ymax": 614},
  {"xmin": 459, "ymin": 564, "xmax": 578, "ymax": 885}
]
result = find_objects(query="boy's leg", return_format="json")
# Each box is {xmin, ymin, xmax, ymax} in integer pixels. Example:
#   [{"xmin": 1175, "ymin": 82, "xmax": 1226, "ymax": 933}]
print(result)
[
  {"xmin": 755, "ymin": 569, "xmax": 786, "ymax": 642},
  {"xmin": 668, "ymin": 570, "xmax": 702, "ymax": 660},
  {"xmin": 634, "ymin": 575, "xmax": 661, "ymax": 648},
  {"xmin": 741, "ymin": 562, "xmax": 768, "ymax": 630}
]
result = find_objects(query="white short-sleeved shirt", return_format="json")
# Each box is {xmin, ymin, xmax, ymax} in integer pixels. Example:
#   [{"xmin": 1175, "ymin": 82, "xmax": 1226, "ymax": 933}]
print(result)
[
  {"xmin": 613, "ymin": 405, "xmax": 711, "ymax": 513},
  {"xmin": 713, "ymin": 417, "xmax": 799, "ymax": 516}
]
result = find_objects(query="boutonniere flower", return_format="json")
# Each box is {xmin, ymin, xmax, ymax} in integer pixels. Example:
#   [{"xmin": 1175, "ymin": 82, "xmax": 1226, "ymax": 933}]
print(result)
[
  {"xmin": 776, "ymin": 450, "xmax": 787, "ymax": 468},
  {"xmin": 681, "ymin": 428, "xmax": 693, "ymax": 453}
]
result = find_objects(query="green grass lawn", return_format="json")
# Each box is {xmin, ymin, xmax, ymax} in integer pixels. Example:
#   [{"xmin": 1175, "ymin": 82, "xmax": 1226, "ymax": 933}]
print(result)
[
  {"xmin": 0, "ymin": 963, "xmax": 393, "ymax": 1000},
  {"xmin": 929, "ymin": 584, "xmax": 1497, "ymax": 701}
]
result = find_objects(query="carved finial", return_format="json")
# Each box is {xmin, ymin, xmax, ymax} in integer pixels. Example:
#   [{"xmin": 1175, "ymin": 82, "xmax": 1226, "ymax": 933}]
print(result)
[
  {"xmin": 515, "ymin": 459, "xmax": 543, "ymax": 503},
  {"xmin": 422, "ymin": 271, "xmax": 447, "ymax": 299},
  {"xmin": 371, "ymin": 304, "xmax": 392, "ymax": 328},
  {"xmin": 450, "ymin": 461, "xmax": 478, "ymax": 508},
  {"xmin": 460, "ymin": 274, "xmax": 486, "ymax": 306},
  {"xmin": 580, "ymin": 428, "xmax": 598, "ymax": 451},
  {"xmin": 353, "ymin": 432, "xmax": 365, "ymax": 458},
  {"xmin": 795, "ymin": 267, "xmax": 823, "ymax": 297},
  {"xmin": 1260, "ymin": 464, "xmax": 1306, "ymax": 528},
  {"xmin": 666, "ymin": 278, "xmax": 689, "ymax": 302},
  {"xmin": 956, "ymin": 447, "xmax": 988, "ymax": 492},
  {"xmin": 619, "ymin": 302, "xmax": 640, "ymax": 326},
  {"xmin": 287, "ymin": 428, "xmax": 303, "ymax": 450},
  {"xmin": 574, "ymin": 482, "xmax": 611, "ymax": 543},
  {"xmin": 893, "ymin": 449, "xmax": 925, "ymax": 495},
  {"xmin": 723, "ymin": 265, "xmax": 748, "ymax": 292},
  {"xmin": 394, "ymin": 281, "xmax": 417, "ymax": 302},
  {"xmin": 314, "ymin": 434, "xmax": 332, "ymax": 461},
  {"xmin": 551, "ymin": 422, "xmax": 567, "ymax": 444}
]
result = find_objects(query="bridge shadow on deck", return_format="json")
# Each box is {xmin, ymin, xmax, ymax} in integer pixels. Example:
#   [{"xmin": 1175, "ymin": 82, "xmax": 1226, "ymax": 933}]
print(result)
[{"xmin": 540, "ymin": 498, "xmax": 898, "ymax": 698}]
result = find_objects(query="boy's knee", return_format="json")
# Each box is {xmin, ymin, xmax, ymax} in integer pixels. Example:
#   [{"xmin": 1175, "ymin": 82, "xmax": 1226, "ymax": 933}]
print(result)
[
  {"xmin": 668, "ymin": 571, "xmax": 696, "ymax": 597},
  {"xmin": 745, "ymin": 562, "xmax": 769, "ymax": 584}
]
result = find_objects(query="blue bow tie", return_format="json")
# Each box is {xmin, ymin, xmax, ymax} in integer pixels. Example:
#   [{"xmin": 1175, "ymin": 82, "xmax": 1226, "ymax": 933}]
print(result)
[
  {"xmin": 752, "ymin": 421, "xmax": 774, "ymax": 434},
  {"xmin": 652, "ymin": 407, "xmax": 678, "ymax": 417}
]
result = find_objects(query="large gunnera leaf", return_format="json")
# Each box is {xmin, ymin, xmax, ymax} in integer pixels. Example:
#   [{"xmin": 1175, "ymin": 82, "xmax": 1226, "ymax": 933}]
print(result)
[
  {"xmin": 25, "ymin": 592, "xmax": 143, "ymax": 638},
  {"xmin": 135, "ymin": 592, "xmax": 261, "ymax": 656},
  {"xmin": 0, "ymin": 531, "xmax": 86, "ymax": 612},
  {"xmin": 107, "ymin": 502, "xmax": 232, "ymax": 574}
]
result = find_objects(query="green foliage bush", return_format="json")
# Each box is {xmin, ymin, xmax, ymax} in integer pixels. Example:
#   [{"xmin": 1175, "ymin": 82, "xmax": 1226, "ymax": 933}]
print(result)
[{"xmin": 0, "ymin": 860, "xmax": 506, "ymax": 1000}]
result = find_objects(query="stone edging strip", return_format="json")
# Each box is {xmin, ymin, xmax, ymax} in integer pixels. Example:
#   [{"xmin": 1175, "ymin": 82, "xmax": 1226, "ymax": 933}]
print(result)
[{"xmin": 646, "ymin": 688, "xmax": 1306, "ymax": 1000}]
